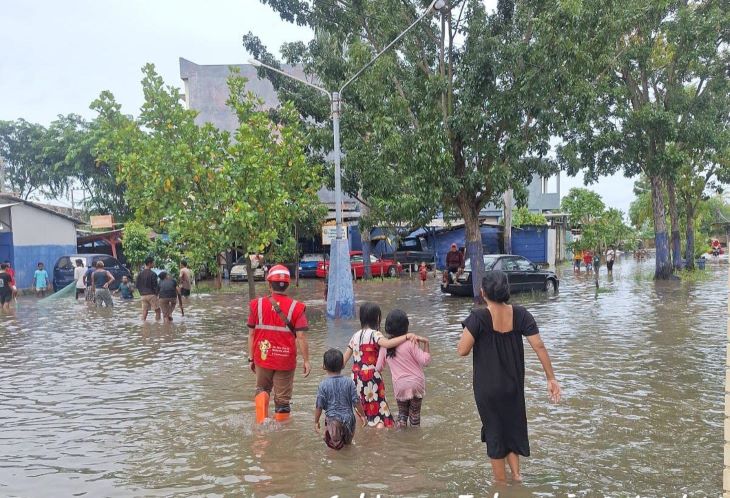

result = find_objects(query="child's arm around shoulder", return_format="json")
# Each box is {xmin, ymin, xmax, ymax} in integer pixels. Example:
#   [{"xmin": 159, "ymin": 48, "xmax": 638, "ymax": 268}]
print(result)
[{"xmin": 375, "ymin": 346, "xmax": 386, "ymax": 372}]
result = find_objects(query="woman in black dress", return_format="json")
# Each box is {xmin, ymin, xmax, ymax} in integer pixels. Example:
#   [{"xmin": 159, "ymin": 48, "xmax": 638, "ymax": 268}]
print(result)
[{"xmin": 457, "ymin": 270, "xmax": 561, "ymax": 483}]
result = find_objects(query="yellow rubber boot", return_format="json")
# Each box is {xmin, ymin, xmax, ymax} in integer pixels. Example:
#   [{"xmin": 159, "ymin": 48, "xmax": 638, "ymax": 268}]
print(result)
[{"xmin": 255, "ymin": 392, "xmax": 270, "ymax": 424}]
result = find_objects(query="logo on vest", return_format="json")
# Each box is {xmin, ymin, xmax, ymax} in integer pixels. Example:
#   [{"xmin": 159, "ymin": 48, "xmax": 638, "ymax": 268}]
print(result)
[{"xmin": 258, "ymin": 340, "xmax": 271, "ymax": 360}]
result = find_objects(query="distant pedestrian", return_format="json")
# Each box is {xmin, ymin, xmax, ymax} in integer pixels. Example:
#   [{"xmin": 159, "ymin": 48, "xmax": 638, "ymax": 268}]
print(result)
[
  {"xmin": 157, "ymin": 271, "xmax": 179, "ymax": 322},
  {"xmin": 114, "ymin": 275, "xmax": 135, "ymax": 300},
  {"xmin": 583, "ymin": 250, "xmax": 593, "ymax": 273},
  {"xmin": 418, "ymin": 262, "xmax": 428, "ymax": 287},
  {"xmin": 573, "ymin": 249, "xmax": 583, "ymax": 271},
  {"xmin": 179, "ymin": 260, "xmax": 193, "ymax": 297},
  {"xmin": 376, "ymin": 309, "xmax": 431, "ymax": 428},
  {"xmin": 74, "ymin": 259, "xmax": 86, "ymax": 300},
  {"xmin": 92, "ymin": 261, "xmax": 115, "ymax": 308},
  {"xmin": 5, "ymin": 261, "xmax": 16, "ymax": 298},
  {"xmin": 315, "ymin": 349, "xmax": 366, "ymax": 450},
  {"xmin": 136, "ymin": 257, "xmax": 160, "ymax": 321},
  {"xmin": 0, "ymin": 263, "xmax": 13, "ymax": 310},
  {"xmin": 606, "ymin": 246, "xmax": 616, "ymax": 274},
  {"xmin": 84, "ymin": 265, "xmax": 95, "ymax": 303},
  {"xmin": 32, "ymin": 262, "xmax": 50, "ymax": 297}
]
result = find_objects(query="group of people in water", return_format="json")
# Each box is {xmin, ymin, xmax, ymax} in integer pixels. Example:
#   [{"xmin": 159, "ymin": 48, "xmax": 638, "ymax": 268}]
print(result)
[
  {"xmin": 247, "ymin": 263, "xmax": 562, "ymax": 483},
  {"xmin": 69, "ymin": 256, "xmax": 193, "ymax": 322}
]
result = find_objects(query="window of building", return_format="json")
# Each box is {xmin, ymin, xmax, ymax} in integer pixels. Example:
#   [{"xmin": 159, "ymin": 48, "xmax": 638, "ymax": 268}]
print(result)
[{"xmin": 541, "ymin": 175, "xmax": 558, "ymax": 194}]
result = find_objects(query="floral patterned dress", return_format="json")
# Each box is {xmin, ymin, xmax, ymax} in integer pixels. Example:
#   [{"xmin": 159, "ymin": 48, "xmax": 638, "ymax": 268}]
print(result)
[{"xmin": 348, "ymin": 328, "xmax": 395, "ymax": 427}]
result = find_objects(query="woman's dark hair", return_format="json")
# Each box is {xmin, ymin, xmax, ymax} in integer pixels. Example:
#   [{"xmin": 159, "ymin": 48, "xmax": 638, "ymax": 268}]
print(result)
[
  {"xmin": 481, "ymin": 270, "xmax": 510, "ymax": 303},
  {"xmin": 359, "ymin": 302, "xmax": 382, "ymax": 330},
  {"xmin": 158, "ymin": 271, "xmax": 168, "ymax": 280},
  {"xmin": 323, "ymin": 348, "xmax": 344, "ymax": 373},
  {"xmin": 385, "ymin": 309, "xmax": 409, "ymax": 358}
]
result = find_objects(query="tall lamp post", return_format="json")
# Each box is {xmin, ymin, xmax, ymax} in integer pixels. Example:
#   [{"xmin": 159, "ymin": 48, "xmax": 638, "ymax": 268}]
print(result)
[{"xmin": 251, "ymin": 0, "xmax": 444, "ymax": 319}]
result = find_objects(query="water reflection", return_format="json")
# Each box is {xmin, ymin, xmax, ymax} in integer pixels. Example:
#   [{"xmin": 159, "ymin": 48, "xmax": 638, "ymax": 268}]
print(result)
[{"xmin": 0, "ymin": 257, "xmax": 725, "ymax": 496}]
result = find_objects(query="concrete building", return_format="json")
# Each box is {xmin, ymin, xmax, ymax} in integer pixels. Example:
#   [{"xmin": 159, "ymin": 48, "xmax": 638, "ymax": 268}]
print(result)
[{"xmin": 0, "ymin": 194, "xmax": 80, "ymax": 288}]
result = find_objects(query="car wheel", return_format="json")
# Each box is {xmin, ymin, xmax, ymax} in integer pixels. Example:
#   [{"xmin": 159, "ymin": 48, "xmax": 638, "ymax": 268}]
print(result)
[
  {"xmin": 545, "ymin": 278, "xmax": 558, "ymax": 294},
  {"xmin": 388, "ymin": 266, "xmax": 397, "ymax": 278}
]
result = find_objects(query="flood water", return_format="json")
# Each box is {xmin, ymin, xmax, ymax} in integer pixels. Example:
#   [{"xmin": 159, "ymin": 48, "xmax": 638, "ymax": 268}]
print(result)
[{"xmin": 0, "ymin": 256, "xmax": 726, "ymax": 497}]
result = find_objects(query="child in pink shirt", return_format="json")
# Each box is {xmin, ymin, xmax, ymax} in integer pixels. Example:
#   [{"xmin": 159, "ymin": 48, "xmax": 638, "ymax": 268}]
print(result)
[{"xmin": 376, "ymin": 309, "xmax": 431, "ymax": 428}]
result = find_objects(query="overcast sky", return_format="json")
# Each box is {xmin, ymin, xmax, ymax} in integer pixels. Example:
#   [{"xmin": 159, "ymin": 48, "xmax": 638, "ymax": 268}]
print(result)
[{"xmin": 1, "ymin": 0, "xmax": 636, "ymax": 212}]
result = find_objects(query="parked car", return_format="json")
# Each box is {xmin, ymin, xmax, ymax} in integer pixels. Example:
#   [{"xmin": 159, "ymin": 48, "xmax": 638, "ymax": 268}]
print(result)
[
  {"xmin": 381, "ymin": 235, "xmax": 435, "ymax": 269},
  {"xmin": 298, "ymin": 253, "xmax": 326, "ymax": 278},
  {"xmin": 316, "ymin": 251, "xmax": 403, "ymax": 279},
  {"xmin": 53, "ymin": 253, "xmax": 131, "ymax": 292},
  {"xmin": 230, "ymin": 256, "xmax": 266, "ymax": 282},
  {"xmin": 441, "ymin": 254, "xmax": 559, "ymax": 297}
]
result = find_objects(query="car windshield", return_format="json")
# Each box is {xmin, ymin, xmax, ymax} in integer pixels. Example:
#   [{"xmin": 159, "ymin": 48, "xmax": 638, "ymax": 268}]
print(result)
[
  {"xmin": 234, "ymin": 256, "xmax": 248, "ymax": 265},
  {"xmin": 463, "ymin": 255, "xmax": 498, "ymax": 271},
  {"xmin": 301, "ymin": 254, "xmax": 323, "ymax": 262}
]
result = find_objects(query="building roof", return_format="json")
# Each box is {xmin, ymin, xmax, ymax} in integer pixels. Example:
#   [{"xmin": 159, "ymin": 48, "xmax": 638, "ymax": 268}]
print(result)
[{"xmin": 0, "ymin": 193, "xmax": 83, "ymax": 225}]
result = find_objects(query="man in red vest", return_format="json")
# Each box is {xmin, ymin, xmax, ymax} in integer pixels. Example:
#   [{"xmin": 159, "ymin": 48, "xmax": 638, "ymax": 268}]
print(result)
[{"xmin": 247, "ymin": 264, "xmax": 311, "ymax": 423}]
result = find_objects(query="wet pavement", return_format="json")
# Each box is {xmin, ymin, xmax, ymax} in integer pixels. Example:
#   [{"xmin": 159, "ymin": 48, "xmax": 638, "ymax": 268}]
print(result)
[{"xmin": 0, "ymin": 256, "xmax": 726, "ymax": 497}]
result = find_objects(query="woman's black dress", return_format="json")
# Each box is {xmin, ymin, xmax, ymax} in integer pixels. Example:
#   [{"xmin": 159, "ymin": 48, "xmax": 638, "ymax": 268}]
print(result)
[{"xmin": 462, "ymin": 305, "xmax": 539, "ymax": 459}]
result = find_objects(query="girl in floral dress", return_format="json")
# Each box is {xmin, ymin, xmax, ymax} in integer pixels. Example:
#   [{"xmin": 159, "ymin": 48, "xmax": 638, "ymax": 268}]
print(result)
[{"xmin": 343, "ymin": 302, "xmax": 425, "ymax": 428}]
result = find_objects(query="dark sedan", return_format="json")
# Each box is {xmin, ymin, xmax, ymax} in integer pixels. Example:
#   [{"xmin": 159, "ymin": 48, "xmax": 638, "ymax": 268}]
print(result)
[
  {"xmin": 441, "ymin": 254, "xmax": 559, "ymax": 297},
  {"xmin": 53, "ymin": 254, "xmax": 131, "ymax": 292}
]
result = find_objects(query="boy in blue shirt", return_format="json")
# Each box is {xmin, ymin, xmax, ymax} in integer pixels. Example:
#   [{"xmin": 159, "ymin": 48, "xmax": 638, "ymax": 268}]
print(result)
[
  {"xmin": 315, "ymin": 349, "xmax": 365, "ymax": 450},
  {"xmin": 33, "ymin": 262, "xmax": 50, "ymax": 297}
]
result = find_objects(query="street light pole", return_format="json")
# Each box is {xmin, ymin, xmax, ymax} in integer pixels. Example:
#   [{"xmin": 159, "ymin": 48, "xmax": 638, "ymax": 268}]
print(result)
[{"xmin": 250, "ymin": 0, "xmax": 444, "ymax": 319}]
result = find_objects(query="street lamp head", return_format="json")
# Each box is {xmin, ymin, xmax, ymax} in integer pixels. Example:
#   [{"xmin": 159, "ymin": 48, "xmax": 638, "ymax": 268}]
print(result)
[
  {"xmin": 248, "ymin": 58, "xmax": 262, "ymax": 67},
  {"xmin": 432, "ymin": 0, "xmax": 446, "ymax": 11}
]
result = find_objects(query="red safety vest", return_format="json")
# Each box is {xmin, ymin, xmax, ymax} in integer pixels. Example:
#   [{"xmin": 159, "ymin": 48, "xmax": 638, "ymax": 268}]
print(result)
[{"xmin": 250, "ymin": 295, "xmax": 306, "ymax": 371}]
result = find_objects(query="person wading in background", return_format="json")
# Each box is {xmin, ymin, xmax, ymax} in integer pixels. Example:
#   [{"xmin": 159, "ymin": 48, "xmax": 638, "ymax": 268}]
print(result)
[
  {"xmin": 247, "ymin": 265, "xmax": 310, "ymax": 423},
  {"xmin": 92, "ymin": 261, "xmax": 115, "ymax": 308},
  {"xmin": 136, "ymin": 257, "xmax": 160, "ymax": 321}
]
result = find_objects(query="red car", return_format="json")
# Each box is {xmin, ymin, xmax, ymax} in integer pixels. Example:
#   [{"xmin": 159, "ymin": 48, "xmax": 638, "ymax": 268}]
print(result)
[{"xmin": 316, "ymin": 251, "xmax": 403, "ymax": 278}]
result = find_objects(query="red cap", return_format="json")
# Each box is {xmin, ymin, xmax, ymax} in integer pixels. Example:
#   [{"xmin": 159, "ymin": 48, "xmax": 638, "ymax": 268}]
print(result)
[{"xmin": 266, "ymin": 264, "xmax": 290, "ymax": 283}]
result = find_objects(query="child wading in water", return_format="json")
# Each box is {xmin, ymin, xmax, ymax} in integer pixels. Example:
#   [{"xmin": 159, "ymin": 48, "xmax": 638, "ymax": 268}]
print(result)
[
  {"xmin": 315, "ymin": 349, "xmax": 366, "ymax": 450},
  {"xmin": 418, "ymin": 262, "xmax": 428, "ymax": 287},
  {"xmin": 343, "ymin": 302, "xmax": 427, "ymax": 428},
  {"xmin": 376, "ymin": 309, "xmax": 431, "ymax": 428}
]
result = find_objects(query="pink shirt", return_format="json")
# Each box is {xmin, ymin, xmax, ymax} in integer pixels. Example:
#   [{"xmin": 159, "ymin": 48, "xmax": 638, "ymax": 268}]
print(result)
[{"xmin": 376, "ymin": 341, "xmax": 431, "ymax": 401}]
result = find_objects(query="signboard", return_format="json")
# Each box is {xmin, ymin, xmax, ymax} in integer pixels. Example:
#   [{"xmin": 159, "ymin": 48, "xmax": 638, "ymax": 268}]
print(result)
[
  {"xmin": 90, "ymin": 214, "xmax": 114, "ymax": 229},
  {"xmin": 322, "ymin": 224, "xmax": 348, "ymax": 245}
]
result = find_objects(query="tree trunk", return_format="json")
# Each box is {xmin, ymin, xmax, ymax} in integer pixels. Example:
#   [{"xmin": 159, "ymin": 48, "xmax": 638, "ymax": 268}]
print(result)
[
  {"xmin": 361, "ymin": 226, "xmax": 372, "ymax": 280},
  {"xmin": 650, "ymin": 175, "xmax": 673, "ymax": 279},
  {"xmin": 685, "ymin": 202, "xmax": 696, "ymax": 270},
  {"xmin": 246, "ymin": 256, "xmax": 256, "ymax": 299},
  {"xmin": 503, "ymin": 189, "xmax": 513, "ymax": 254},
  {"xmin": 461, "ymin": 201, "xmax": 484, "ymax": 304},
  {"xmin": 666, "ymin": 178, "xmax": 682, "ymax": 270}
]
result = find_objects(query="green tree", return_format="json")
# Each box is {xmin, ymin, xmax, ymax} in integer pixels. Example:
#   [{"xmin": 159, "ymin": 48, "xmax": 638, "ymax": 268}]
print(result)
[
  {"xmin": 561, "ymin": 188, "xmax": 605, "ymax": 228},
  {"xmin": 0, "ymin": 119, "xmax": 67, "ymax": 199},
  {"xmin": 121, "ymin": 221, "xmax": 153, "ymax": 274},
  {"xmin": 94, "ymin": 64, "xmax": 324, "ymax": 298},
  {"xmin": 510, "ymin": 207, "xmax": 547, "ymax": 228},
  {"xmin": 558, "ymin": 0, "xmax": 728, "ymax": 279},
  {"xmin": 245, "ymin": 0, "xmax": 581, "ymax": 299}
]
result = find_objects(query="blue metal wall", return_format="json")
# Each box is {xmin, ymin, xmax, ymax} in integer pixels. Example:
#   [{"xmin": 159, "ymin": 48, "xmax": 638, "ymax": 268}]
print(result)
[
  {"xmin": 14, "ymin": 244, "xmax": 76, "ymax": 289},
  {"xmin": 433, "ymin": 226, "xmax": 504, "ymax": 269},
  {"xmin": 512, "ymin": 226, "xmax": 548, "ymax": 263},
  {"xmin": 0, "ymin": 233, "xmax": 14, "ymax": 268}
]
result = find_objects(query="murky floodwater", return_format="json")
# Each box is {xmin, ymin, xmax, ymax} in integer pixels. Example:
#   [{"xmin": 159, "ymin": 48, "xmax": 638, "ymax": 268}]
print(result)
[{"xmin": 0, "ymin": 256, "xmax": 726, "ymax": 497}]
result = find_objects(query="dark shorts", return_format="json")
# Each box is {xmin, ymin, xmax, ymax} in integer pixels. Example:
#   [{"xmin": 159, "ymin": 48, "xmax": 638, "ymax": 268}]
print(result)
[
  {"xmin": 0, "ymin": 291, "xmax": 11, "ymax": 305},
  {"xmin": 607, "ymin": 260, "xmax": 614, "ymax": 271},
  {"xmin": 180, "ymin": 288, "xmax": 191, "ymax": 297}
]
